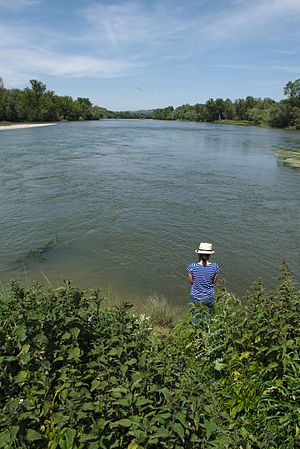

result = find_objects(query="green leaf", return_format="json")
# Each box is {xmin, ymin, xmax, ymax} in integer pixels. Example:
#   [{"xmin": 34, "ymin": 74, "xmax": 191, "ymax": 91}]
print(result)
[
  {"xmin": 59, "ymin": 428, "xmax": 76, "ymax": 449},
  {"xmin": 111, "ymin": 418, "xmax": 132, "ymax": 428},
  {"xmin": 154, "ymin": 427, "xmax": 170, "ymax": 438},
  {"xmin": 136, "ymin": 397, "xmax": 150, "ymax": 407},
  {"xmin": 204, "ymin": 421, "xmax": 218, "ymax": 436},
  {"xmin": 0, "ymin": 430, "xmax": 10, "ymax": 446},
  {"xmin": 15, "ymin": 325, "xmax": 27, "ymax": 341},
  {"xmin": 26, "ymin": 429, "xmax": 43, "ymax": 441},
  {"xmin": 91, "ymin": 379, "xmax": 100, "ymax": 391},
  {"xmin": 108, "ymin": 348, "xmax": 118, "ymax": 356},
  {"xmin": 126, "ymin": 358, "xmax": 137, "ymax": 366},
  {"xmin": 61, "ymin": 331, "xmax": 71, "ymax": 340},
  {"xmin": 127, "ymin": 441, "xmax": 140, "ymax": 449},
  {"xmin": 172, "ymin": 423, "xmax": 185, "ymax": 441},
  {"xmin": 14, "ymin": 370, "xmax": 28, "ymax": 383},
  {"xmin": 68, "ymin": 347, "xmax": 81, "ymax": 360},
  {"xmin": 82, "ymin": 402, "xmax": 95, "ymax": 411},
  {"xmin": 70, "ymin": 327, "xmax": 81, "ymax": 339},
  {"xmin": 19, "ymin": 344, "xmax": 31, "ymax": 364},
  {"xmin": 214, "ymin": 361, "xmax": 226, "ymax": 371},
  {"xmin": 88, "ymin": 443, "xmax": 100, "ymax": 449},
  {"xmin": 115, "ymin": 397, "xmax": 131, "ymax": 406}
]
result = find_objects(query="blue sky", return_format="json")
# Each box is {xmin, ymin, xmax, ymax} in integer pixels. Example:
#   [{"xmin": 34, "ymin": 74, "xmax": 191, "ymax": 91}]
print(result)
[{"xmin": 0, "ymin": 0, "xmax": 299, "ymax": 110}]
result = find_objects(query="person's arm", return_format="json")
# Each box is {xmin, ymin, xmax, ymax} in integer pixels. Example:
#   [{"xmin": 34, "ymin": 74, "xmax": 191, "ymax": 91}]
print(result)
[
  {"xmin": 212, "ymin": 273, "xmax": 218, "ymax": 284},
  {"xmin": 188, "ymin": 273, "xmax": 193, "ymax": 285}
]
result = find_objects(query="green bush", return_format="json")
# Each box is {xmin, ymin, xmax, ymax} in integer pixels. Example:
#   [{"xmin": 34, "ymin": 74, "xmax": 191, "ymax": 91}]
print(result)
[{"xmin": 0, "ymin": 265, "xmax": 299, "ymax": 448}]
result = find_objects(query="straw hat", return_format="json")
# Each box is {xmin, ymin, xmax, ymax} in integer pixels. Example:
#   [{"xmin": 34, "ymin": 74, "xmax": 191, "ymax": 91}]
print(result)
[{"xmin": 195, "ymin": 242, "xmax": 215, "ymax": 254}]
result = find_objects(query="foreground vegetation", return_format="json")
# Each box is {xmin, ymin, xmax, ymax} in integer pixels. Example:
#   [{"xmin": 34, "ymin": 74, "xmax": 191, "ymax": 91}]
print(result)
[{"xmin": 0, "ymin": 264, "xmax": 299, "ymax": 448}]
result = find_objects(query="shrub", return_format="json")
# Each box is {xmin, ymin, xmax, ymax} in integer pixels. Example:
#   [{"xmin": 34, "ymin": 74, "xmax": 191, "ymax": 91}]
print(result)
[{"xmin": 0, "ymin": 265, "xmax": 299, "ymax": 448}]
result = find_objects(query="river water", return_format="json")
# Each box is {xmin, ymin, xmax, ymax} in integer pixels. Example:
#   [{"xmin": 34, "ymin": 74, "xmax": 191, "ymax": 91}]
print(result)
[{"xmin": 0, "ymin": 120, "xmax": 299, "ymax": 301}]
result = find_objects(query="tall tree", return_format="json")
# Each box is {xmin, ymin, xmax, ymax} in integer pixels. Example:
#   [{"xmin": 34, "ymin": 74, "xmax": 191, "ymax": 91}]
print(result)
[
  {"xmin": 284, "ymin": 79, "xmax": 300, "ymax": 106},
  {"xmin": 30, "ymin": 80, "xmax": 47, "ymax": 98}
]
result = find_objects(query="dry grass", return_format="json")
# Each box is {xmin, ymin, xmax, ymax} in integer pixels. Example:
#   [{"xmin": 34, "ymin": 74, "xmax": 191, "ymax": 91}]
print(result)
[{"xmin": 145, "ymin": 293, "xmax": 185, "ymax": 328}]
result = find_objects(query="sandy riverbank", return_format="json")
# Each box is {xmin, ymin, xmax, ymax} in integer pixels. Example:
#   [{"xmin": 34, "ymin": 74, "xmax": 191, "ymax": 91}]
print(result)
[{"xmin": 0, "ymin": 123, "xmax": 56, "ymax": 131}]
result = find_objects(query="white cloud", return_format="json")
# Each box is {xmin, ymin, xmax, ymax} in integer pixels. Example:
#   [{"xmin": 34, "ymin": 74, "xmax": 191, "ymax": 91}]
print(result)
[
  {"xmin": 82, "ymin": 1, "xmax": 190, "ymax": 54},
  {"xmin": 1, "ymin": 48, "xmax": 138, "ymax": 80},
  {"xmin": 0, "ymin": 0, "xmax": 299, "ymax": 87},
  {"xmin": 0, "ymin": 0, "xmax": 41, "ymax": 9},
  {"xmin": 198, "ymin": 0, "xmax": 300, "ymax": 43},
  {"xmin": 81, "ymin": 0, "xmax": 300, "ymax": 62},
  {"xmin": 0, "ymin": 21, "xmax": 140, "ymax": 85}
]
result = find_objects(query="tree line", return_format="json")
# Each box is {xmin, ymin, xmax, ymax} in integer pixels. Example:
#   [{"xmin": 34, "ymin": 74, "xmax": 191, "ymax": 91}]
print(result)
[
  {"xmin": 0, "ymin": 77, "xmax": 299, "ymax": 128},
  {"xmin": 152, "ymin": 79, "xmax": 300, "ymax": 129},
  {"xmin": 0, "ymin": 79, "xmax": 112, "ymax": 122},
  {"xmin": 0, "ymin": 78, "xmax": 152, "ymax": 122}
]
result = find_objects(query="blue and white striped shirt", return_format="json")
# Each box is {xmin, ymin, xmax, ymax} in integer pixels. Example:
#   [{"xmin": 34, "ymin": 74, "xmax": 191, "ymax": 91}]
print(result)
[{"xmin": 187, "ymin": 262, "xmax": 219, "ymax": 300}]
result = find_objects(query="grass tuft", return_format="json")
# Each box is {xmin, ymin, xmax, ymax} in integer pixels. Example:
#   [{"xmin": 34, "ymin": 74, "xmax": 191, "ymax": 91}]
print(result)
[{"xmin": 145, "ymin": 293, "xmax": 183, "ymax": 327}]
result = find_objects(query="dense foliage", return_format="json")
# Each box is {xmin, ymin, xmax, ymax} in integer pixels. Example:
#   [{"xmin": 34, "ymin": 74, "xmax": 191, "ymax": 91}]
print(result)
[
  {"xmin": 152, "ymin": 79, "xmax": 300, "ymax": 129},
  {"xmin": 0, "ymin": 79, "xmax": 151, "ymax": 123},
  {"xmin": 0, "ymin": 79, "xmax": 113, "ymax": 122},
  {"xmin": 0, "ymin": 264, "xmax": 299, "ymax": 448},
  {"xmin": 1, "ymin": 78, "xmax": 300, "ymax": 128}
]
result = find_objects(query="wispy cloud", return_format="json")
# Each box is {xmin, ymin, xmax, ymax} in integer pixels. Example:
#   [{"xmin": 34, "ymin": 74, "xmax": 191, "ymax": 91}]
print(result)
[
  {"xmin": 271, "ymin": 49, "xmax": 298, "ymax": 55},
  {"xmin": 81, "ymin": 0, "xmax": 300, "ymax": 62},
  {"xmin": 210, "ymin": 63, "xmax": 253, "ymax": 70},
  {"xmin": 270, "ymin": 65, "xmax": 300, "ymax": 74},
  {"xmin": 0, "ymin": 0, "xmax": 299, "ymax": 88},
  {"xmin": 0, "ymin": 0, "xmax": 41, "ymax": 9},
  {"xmin": 0, "ymin": 49, "xmax": 138, "ymax": 84},
  {"xmin": 82, "ymin": 1, "xmax": 190, "ymax": 55},
  {"xmin": 0, "ymin": 21, "xmax": 140, "ymax": 85},
  {"xmin": 198, "ymin": 0, "xmax": 300, "ymax": 43}
]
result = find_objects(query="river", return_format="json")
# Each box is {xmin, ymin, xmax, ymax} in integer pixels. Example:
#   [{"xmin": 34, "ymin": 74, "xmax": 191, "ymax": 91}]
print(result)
[{"xmin": 0, "ymin": 120, "xmax": 299, "ymax": 301}]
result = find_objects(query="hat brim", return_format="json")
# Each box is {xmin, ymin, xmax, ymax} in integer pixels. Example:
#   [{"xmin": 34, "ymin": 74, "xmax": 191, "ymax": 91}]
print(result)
[{"xmin": 195, "ymin": 249, "xmax": 215, "ymax": 254}]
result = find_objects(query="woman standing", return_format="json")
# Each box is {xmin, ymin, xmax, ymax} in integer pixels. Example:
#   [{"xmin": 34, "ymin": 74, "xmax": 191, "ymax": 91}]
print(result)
[{"xmin": 187, "ymin": 242, "xmax": 219, "ymax": 320}]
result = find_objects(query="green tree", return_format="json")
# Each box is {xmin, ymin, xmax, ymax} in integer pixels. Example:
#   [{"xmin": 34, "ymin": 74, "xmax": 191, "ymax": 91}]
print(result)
[
  {"xmin": 174, "ymin": 104, "xmax": 196, "ymax": 121},
  {"xmin": 284, "ymin": 78, "xmax": 300, "ymax": 105},
  {"xmin": 55, "ymin": 95, "xmax": 79, "ymax": 121},
  {"xmin": 30, "ymin": 79, "xmax": 47, "ymax": 98},
  {"xmin": 20, "ymin": 80, "xmax": 48, "ymax": 121},
  {"xmin": 205, "ymin": 98, "xmax": 219, "ymax": 121},
  {"xmin": 223, "ymin": 99, "xmax": 236, "ymax": 119},
  {"xmin": 40, "ymin": 91, "xmax": 58, "ymax": 121},
  {"xmin": 152, "ymin": 106, "xmax": 174, "ymax": 120},
  {"xmin": 75, "ymin": 97, "xmax": 94, "ymax": 120},
  {"xmin": 269, "ymin": 101, "xmax": 295, "ymax": 128},
  {"xmin": 21, "ymin": 87, "xmax": 38, "ymax": 121}
]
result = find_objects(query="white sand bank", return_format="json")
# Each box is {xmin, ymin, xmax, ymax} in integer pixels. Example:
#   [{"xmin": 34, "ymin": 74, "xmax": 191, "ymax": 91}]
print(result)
[{"xmin": 0, "ymin": 123, "xmax": 57, "ymax": 131}]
